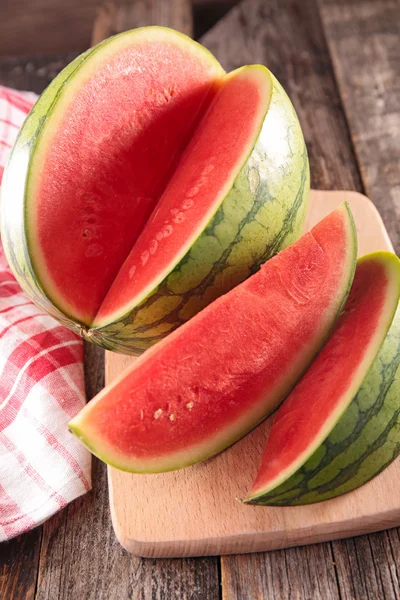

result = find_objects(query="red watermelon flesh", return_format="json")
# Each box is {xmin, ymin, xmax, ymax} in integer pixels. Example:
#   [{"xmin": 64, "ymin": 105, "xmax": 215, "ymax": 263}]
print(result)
[
  {"xmin": 29, "ymin": 30, "xmax": 224, "ymax": 324},
  {"xmin": 69, "ymin": 204, "xmax": 357, "ymax": 473},
  {"xmin": 94, "ymin": 67, "xmax": 271, "ymax": 325},
  {"xmin": 28, "ymin": 30, "xmax": 273, "ymax": 328},
  {"xmin": 245, "ymin": 252, "xmax": 400, "ymax": 503}
]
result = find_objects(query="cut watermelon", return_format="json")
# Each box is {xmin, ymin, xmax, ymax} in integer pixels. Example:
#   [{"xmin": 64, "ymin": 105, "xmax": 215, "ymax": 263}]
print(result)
[
  {"xmin": 69, "ymin": 204, "xmax": 356, "ymax": 473},
  {"xmin": 1, "ymin": 27, "xmax": 310, "ymax": 354},
  {"xmin": 245, "ymin": 252, "xmax": 400, "ymax": 505}
]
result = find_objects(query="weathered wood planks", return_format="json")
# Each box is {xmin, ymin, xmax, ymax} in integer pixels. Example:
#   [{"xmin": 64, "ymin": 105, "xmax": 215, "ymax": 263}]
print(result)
[
  {"xmin": 319, "ymin": 0, "xmax": 400, "ymax": 251},
  {"xmin": 0, "ymin": 0, "xmax": 399, "ymax": 598}
]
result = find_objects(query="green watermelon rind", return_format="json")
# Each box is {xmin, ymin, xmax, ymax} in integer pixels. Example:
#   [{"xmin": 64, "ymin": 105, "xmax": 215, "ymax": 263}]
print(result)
[
  {"xmin": 91, "ymin": 69, "xmax": 310, "ymax": 354},
  {"xmin": 245, "ymin": 251, "xmax": 400, "ymax": 506}
]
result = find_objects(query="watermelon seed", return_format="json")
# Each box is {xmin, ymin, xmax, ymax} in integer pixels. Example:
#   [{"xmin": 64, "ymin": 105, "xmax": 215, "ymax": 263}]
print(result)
[
  {"xmin": 85, "ymin": 244, "xmax": 103, "ymax": 258},
  {"xmin": 81, "ymin": 191, "xmax": 98, "ymax": 204},
  {"xmin": 182, "ymin": 199, "xmax": 193, "ymax": 210},
  {"xmin": 139, "ymin": 409, "xmax": 144, "ymax": 420},
  {"xmin": 96, "ymin": 180, "xmax": 114, "ymax": 196},
  {"xmin": 154, "ymin": 409, "xmax": 162, "ymax": 420},
  {"xmin": 149, "ymin": 240, "xmax": 158, "ymax": 255},
  {"xmin": 169, "ymin": 414, "xmax": 176, "ymax": 422},
  {"xmin": 186, "ymin": 402, "xmax": 194, "ymax": 410},
  {"xmin": 187, "ymin": 186, "xmax": 199, "ymax": 198},
  {"xmin": 163, "ymin": 225, "xmax": 173, "ymax": 238},
  {"xmin": 163, "ymin": 86, "xmax": 175, "ymax": 102},
  {"xmin": 173, "ymin": 212, "xmax": 184, "ymax": 224},
  {"xmin": 201, "ymin": 163, "xmax": 214, "ymax": 176}
]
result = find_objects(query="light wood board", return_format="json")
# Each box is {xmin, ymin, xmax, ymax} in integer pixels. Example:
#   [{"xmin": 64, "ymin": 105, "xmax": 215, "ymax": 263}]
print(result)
[{"xmin": 106, "ymin": 190, "xmax": 398, "ymax": 558}]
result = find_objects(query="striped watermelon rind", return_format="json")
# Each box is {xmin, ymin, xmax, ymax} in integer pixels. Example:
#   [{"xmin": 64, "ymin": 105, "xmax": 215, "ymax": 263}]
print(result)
[
  {"xmin": 90, "ymin": 69, "xmax": 310, "ymax": 354},
  {"xmin": 245, "ymin": 252, "xmax": 400, "ymax": 506},
  {"xmin": 1, "ymin": 29, "xmax": 309, "ymax": 355}
]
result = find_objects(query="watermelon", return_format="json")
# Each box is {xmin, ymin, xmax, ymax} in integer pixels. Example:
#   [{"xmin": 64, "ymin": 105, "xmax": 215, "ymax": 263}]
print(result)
[
  {"xmin": 1, "ymin": 27, "xmax": 310, "ymax": 355},
  {"xmin": 245, "ymin": 252, "xmax": 400, "ymax": 506},
  {"xmin": 69, "ymin": 204, "xmax": 356, "ymax": 473}
]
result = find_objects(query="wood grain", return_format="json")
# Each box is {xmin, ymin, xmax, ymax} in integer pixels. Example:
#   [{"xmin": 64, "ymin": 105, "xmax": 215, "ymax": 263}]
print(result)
[
  {"xmin": 0, "ymin": 529, "xmax": 41, "ymax": 600},
  {"xmin": 0, "ymin": 0, "xmax": 101, "ymax": 56},
  {"xmin": 0, "ymin": 0, "xmax": 236, "ymax": 56},
  {"xmin": 331, "ymin": 533, "xmax": 400, "ymax": 600},
  {"xmin": 319, "ymin": 0, "xmax": 400, "ymax": 251},
  {"xmin": 0, "ymin": 55, "xmax": 76, "ymax": 95},
  {"xmin": 221, "ymin": 544, "xmax": 341, "ymax": 600},
  {"xmin": 91, "ymin": 0, "xmax": 192, "ymax": 46},
  {"xmin": 36, "ymin": 448, "xmax": 219, "ymax": 600}
]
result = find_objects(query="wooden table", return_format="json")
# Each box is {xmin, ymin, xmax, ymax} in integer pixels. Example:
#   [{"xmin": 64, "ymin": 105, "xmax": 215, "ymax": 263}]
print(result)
[{"xmin": 1, "ymin": 0, "xmax": 400, "ymax": 598}]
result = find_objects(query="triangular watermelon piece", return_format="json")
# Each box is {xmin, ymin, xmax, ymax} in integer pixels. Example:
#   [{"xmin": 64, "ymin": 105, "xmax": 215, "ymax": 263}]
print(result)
[
  {"xmin": 69, "ymin": 204, "xmax": 356, "ymax": 473},
  {"xmin": 245, "ymin": 251, "xmax": 400, "ymax": 505}
]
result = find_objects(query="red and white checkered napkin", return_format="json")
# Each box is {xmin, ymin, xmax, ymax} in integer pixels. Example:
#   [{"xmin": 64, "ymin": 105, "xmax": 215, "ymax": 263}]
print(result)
[{"xmin": 0, "ymin": 86, "xmax": 91, "ymax": 542}]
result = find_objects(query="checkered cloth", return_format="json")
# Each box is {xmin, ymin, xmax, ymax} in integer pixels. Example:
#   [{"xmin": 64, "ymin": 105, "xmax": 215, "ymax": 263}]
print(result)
[{"xmin": 0, "ymin": 86, "xmax": 91, "ymax": 542}]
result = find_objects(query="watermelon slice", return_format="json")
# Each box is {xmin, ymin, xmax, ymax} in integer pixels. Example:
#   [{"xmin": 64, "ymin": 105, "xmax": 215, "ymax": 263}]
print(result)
[
  {"xmin": 1, "ymin": 27, "xmax": 310, "ymax": 354},
  {"xmin": 69, "ymin": 204, "xmax": 356, "ymax": 473},
  {"xmin": 245, "ymin": 252, "xmax": 400, "ymax": 505}
]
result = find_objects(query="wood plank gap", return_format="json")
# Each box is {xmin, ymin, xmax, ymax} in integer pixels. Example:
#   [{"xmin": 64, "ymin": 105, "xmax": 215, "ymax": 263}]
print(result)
[
  {"xmin": 33, "ymin": 531, "xmax": 44, "ymax": 600},
  {"xmin": 386, "ymin": 530, "xmax": 400, "ymax": 594},
  {"xmin": 217, "ymin": 557, "xmax": 223, "ymax": 600},
  {"xmin": 329, "ymin": 541, "xmax": 344, "ymax": 600},
  {"xmin": 368, "ymin": 535, "xmax": 385, "ymax": 598}
]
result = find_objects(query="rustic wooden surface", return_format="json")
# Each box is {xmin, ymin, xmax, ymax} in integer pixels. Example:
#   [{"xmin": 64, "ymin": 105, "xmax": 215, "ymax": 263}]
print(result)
[
  {"xmin": 0, "ymin": 0, "xmax": 236, "ymax": 56},
  {"xmin": 91, "ymin": 0, "xmax": 193, "ymax": 45},
  {"xmin": 319, "ymin": 0, "xmax": 400, "ymax": 262},
  {"xmin": 0, "ymin": 0, "xmax": 399, "ymax": 598}
]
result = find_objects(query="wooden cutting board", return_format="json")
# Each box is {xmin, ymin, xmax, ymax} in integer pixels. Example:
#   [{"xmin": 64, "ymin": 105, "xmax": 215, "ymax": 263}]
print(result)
[{"xmin": 106, "ymin": 190, "xmax": 399, "ymax": 558}]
